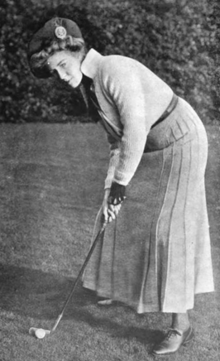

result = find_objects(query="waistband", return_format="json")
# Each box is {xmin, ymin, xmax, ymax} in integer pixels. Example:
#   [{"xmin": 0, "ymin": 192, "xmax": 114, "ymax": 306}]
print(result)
[{"xmin": 151, "ymin": 93, "xmax": 179, "ymax": 129}]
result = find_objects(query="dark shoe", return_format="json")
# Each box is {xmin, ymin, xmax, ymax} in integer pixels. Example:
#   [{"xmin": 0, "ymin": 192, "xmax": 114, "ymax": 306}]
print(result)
[{"xmin": 152, "ymin": 326, "xmax": 194, "ymax": 355}]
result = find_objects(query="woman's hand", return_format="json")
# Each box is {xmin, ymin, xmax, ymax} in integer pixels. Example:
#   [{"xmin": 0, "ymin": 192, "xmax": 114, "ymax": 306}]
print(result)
[
  {"xmin": 108, "ymin": 182, "xmax": 126, "ymax": 205},
  {"xmin": 102, "ymin": 188, "xmax": 121, "ymax": 223}
]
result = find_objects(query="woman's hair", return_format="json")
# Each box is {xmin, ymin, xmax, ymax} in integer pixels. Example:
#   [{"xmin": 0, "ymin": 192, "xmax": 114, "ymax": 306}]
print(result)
[{"xmin": 29, "ymin": 35, "xmax": 86, "ymax": 78}]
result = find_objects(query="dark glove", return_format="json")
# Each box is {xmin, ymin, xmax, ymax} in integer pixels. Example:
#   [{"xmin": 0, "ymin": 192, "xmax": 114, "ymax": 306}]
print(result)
[{"xmin": 108, "ymin": 182, "xmax": 126, "ymax": 205}]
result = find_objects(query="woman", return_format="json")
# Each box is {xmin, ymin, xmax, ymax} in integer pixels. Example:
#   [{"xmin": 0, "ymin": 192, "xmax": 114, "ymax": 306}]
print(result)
[{"xmin": 28, "ymin": 17, "xmax": 214, "ymax": 355}]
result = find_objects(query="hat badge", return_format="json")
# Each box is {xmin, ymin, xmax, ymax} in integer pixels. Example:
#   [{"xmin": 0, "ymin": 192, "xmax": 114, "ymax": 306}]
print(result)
[{"xmin": 55, "ymin": 26, "xmax": 67, "ymax": 39}]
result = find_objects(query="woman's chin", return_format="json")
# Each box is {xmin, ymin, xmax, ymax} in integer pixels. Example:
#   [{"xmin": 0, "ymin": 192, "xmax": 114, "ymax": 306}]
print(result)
[{"xmin": 69, "ymin": 75, "xmax": 83, "ymax": 89}]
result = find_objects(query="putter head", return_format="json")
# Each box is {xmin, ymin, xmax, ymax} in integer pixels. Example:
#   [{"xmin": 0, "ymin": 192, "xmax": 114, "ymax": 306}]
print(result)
[{"xmin": 29, "ymin": 327, "xmax": 51, "ymax": 339}]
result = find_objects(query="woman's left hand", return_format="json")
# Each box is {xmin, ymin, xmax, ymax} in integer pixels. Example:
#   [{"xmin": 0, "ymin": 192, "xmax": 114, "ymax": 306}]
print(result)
[
  {"xmin": 102, "ymin": 188, "xmax": 122, "ymax": 223},
  {"xmin": 108, "ymin": 182, "xmax": 126, "ymax": 205}
]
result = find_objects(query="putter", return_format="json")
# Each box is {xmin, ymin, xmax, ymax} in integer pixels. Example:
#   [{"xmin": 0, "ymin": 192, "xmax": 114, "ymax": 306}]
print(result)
[{"xmin": 29, "ymin": 220, "xmax": 107, "ymax": 339}]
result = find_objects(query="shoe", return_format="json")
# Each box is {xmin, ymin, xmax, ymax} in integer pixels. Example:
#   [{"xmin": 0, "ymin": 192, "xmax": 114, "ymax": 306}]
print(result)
[
  {"xmin": 97, "ymin": 299, "xmax": 113, "ymax": 306},
  {"xmin": 152, "ymin": 325, "xmax": 194, "ymax": 355}
]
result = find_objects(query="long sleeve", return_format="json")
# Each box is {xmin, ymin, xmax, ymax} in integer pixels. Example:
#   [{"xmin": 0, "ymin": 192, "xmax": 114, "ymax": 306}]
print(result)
[
  {"xmin": 81, "ymin": 49, "xmax": 173, "ymax": 187},
  {"xmin": 101, "ymin": 58, "xmax": 151, "ymax": 186},
  {"xmin": 104, "ymin": 133, "xmax": 120, "ymax": 189}
]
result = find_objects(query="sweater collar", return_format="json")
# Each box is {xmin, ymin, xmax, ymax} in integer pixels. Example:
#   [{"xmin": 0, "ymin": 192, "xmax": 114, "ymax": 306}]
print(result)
[{"xmin": 81, "ymin": 48, "xmax": 103, "ymax": 79}]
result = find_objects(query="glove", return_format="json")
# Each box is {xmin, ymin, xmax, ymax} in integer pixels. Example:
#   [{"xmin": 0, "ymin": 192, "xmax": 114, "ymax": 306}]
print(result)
[{"xmin": 108, "ymin": 182, "xmax": 126, "ymax": 205}]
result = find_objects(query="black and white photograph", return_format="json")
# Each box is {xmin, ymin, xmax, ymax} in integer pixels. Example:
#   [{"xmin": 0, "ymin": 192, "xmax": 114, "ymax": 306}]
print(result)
[{"xmin": 0, "ymin": 0, "xmax": 219, "ymax": 360}]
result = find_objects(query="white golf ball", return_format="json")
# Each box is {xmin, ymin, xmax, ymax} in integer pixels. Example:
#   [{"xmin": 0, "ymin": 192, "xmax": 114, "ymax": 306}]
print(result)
[{"xmin": 35, "ymin": 328, "xmax": 46, "ymax": 339}]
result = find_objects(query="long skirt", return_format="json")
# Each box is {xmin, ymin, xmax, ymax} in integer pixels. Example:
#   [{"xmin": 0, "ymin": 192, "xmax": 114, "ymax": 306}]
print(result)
[{"xmin": 82, "ymin": 97, "xmax": 214, "ymax": 313}]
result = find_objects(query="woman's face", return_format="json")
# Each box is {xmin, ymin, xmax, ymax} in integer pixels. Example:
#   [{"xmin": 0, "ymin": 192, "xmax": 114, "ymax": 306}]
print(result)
[{"xmin": 47, "ymin": 50, "xmax": 83, "ymax": 88}]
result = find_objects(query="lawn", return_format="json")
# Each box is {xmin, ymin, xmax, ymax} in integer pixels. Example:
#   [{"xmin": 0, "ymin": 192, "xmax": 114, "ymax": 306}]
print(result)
[{"xmin": 0, "ymin": 122, "xmax": 219, "ymax": 361}]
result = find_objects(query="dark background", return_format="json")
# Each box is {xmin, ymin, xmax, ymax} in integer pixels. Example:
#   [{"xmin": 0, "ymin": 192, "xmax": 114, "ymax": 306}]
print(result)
[{"xmin": 0, "ymin": 0, "xmax": 219, "ymax": 123}]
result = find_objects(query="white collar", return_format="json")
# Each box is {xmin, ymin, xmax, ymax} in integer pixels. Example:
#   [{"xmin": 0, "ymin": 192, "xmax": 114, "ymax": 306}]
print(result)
[{"xmin": 81, "ymin": 48, "xmax": 103, "ymax": 79}]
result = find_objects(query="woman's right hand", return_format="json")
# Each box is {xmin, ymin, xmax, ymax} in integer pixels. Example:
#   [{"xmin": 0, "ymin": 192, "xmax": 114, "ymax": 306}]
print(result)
[{"xmin": 102, "ymin": 188, "xmax": 121, "ymax": 223}]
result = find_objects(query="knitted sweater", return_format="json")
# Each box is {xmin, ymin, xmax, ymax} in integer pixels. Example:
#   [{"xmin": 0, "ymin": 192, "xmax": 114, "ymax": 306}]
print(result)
[{"xmin": 81, "ymin": 49, "xmax": 173, "ymax": 188}]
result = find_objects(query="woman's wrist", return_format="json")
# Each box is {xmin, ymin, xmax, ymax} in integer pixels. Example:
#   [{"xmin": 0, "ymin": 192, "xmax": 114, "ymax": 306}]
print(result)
[{"xmin": 104, "ymin": 188, "xmax": 111, "ymax": 201}]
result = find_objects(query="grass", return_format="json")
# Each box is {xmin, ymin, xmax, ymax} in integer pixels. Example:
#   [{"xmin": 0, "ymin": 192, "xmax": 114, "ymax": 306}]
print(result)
[{"xmin": 0, "ymin": 122, "xmax": 219, "ymax": 361}]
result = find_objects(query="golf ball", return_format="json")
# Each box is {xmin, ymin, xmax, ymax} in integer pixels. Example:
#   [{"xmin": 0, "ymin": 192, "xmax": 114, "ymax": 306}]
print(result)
[{"xmin": 35, "ymin": 328, "xmax": 46, "ymax": 339}]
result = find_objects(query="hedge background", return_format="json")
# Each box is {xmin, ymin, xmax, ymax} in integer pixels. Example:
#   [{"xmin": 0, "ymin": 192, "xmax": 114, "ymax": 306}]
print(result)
[{"xmin": 0, "ymin": 0, "xmax": 219, "ymax": 123}]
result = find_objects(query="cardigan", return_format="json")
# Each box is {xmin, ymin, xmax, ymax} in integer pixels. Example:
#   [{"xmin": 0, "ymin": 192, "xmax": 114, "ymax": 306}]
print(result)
[{"xmin": 81, "ymin": 49, "xmax": 173, "ymax": 189}]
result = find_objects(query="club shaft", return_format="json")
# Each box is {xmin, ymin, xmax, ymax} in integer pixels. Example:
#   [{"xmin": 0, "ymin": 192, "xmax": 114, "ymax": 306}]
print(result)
[{"xmin": 51, "ymin": 222, "xmax": 106, "ymax": 332}]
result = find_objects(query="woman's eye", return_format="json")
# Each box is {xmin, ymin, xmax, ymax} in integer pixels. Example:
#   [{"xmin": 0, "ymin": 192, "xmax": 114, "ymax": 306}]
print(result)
[{"xmin": 61, "ymin": 62, "xmax": 67, "ymax": 68}]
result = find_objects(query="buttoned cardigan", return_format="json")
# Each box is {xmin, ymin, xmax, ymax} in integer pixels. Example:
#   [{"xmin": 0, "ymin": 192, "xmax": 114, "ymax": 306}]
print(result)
[{"xmin": 81, "ymin": 49, "xmax": 173, "ymax": 188}]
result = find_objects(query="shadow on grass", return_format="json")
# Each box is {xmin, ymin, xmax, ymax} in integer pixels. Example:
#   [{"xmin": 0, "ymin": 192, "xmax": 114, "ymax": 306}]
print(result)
[
  {"xmin": 0, "ymin": 263, "xmax": 97, "ymax": 318},
  {"xmin": 0, "ymin": 263, "xmax": 164, "ymax": 346},
  {"xmin": 67, "ymin": 303, "xmax": 164, "ymax": 346}
]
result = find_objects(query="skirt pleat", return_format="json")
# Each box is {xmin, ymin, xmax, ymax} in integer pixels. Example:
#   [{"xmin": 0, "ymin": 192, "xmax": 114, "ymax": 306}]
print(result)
[{"xmin": 83, "ymin": 97, "xmax": 214, "ymax": 313}]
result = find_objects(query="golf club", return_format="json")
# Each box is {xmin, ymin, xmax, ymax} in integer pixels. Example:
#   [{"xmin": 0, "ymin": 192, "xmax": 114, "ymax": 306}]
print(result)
[{"xmin": 29, "ymin": 219, "xmax": 107, "ymax": 339}]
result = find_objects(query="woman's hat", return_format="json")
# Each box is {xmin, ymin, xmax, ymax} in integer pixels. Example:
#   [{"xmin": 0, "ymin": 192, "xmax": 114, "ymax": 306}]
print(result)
[
  {"xmin": 27, "ymin": 17, "xmax": 83, "ymax": 77},
  {"xmin": 28, "ymin": 17, "xmax": 83, "ymax": 59}
]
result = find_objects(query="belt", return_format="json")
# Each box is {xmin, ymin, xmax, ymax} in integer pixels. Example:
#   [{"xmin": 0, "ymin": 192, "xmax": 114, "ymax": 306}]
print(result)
[{"xmin": 151, "ymin": 93, "xmax": 179, "ymax": 129}]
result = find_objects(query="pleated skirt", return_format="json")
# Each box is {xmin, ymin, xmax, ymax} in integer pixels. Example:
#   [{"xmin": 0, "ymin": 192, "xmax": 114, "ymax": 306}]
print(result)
[{"xmin": 83, "ymin": 97, "xmax": 214, "ymax": 313}]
